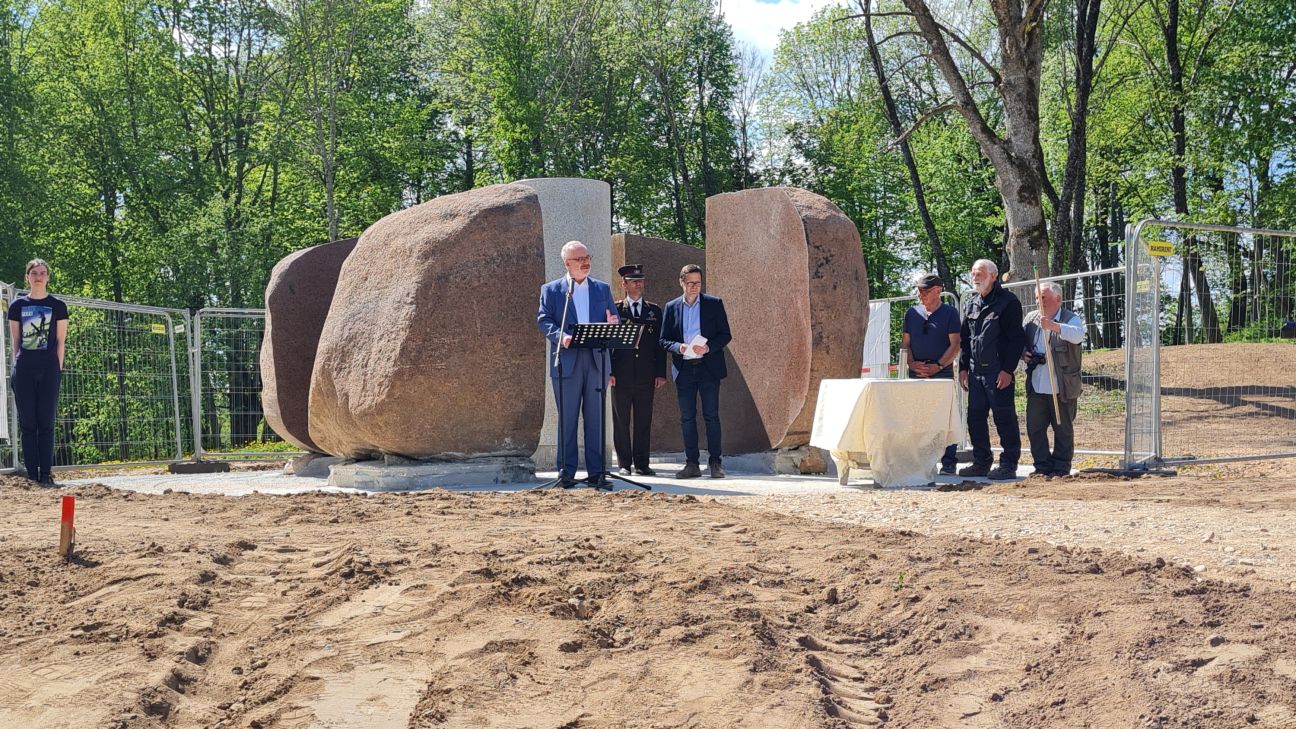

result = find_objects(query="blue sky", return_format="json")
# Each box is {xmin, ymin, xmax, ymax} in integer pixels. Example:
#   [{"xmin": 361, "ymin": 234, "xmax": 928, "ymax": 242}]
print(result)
[{"xmin": 721, "ymin": 0, "xmax": 844, "ymax": 58}]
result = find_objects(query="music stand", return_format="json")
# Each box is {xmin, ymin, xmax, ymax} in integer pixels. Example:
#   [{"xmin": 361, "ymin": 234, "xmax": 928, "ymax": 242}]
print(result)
[
  {"xmin": 573, "ymin": 322, "xmax": 652, "ymax": 491},
  {"xmin": 533, "ymin": 317, "xmax": 653, "ymax": 487}
]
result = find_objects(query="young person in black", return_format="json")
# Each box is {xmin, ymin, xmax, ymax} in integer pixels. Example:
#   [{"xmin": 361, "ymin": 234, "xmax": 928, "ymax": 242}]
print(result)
[
  {"xmin": 7, "ymin": 259, "xmax": 69, "ymax": 485},
  {"xmin": 900, "ymin": 273, "xmax": 962, "ymax": 474}
]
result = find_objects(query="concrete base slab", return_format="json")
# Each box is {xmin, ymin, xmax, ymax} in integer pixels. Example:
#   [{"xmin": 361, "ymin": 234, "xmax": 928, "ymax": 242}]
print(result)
[
  {"xmin": 168, "ymin": 461, "xmax": 231, "ymax": 474},
  {"xmin": 328, "ymin": 457, "xmax": 537, "ymax": 492},
  {"xmin": 285, "ymin": 454, "xmax": 344, "ymax": 478}
]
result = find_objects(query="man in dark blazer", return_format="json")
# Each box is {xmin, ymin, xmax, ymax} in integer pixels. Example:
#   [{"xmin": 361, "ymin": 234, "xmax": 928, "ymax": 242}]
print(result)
[
  {"xmin": 609, "ymin": 264, "xmax": 667, "ymax": 476},
  {"xmin": 537, "ymin": 241, "xmax": 619, "ymax": 487},
  {"xmin": 660, "ymin": 264, "xmax": 733, "ymax": 479}
]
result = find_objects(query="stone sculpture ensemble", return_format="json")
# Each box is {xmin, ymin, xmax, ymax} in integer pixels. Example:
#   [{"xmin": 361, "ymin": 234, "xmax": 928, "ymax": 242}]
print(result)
[{"xmin": 260, "ymin": 181, "xmax": 869, "ymax": 473}]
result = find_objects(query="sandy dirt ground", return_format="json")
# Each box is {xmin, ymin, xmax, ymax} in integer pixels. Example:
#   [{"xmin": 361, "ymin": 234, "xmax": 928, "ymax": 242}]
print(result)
[{"xmin": 2, "ymin": 458, "xmax": 1296, "ymax": 729}]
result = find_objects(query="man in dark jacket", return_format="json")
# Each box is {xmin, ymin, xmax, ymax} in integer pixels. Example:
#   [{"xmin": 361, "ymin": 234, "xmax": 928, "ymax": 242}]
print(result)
[
  {"xmin": 660, "ymin": 264, "xmax": 732, "ymax": 479},
  {"xmin": 609, "ymin": 264, "xmax": 667, "ymax": 476},
  {"xmin": 958, "ymin": 259, "xmax": 1025, "ymax": 480}
]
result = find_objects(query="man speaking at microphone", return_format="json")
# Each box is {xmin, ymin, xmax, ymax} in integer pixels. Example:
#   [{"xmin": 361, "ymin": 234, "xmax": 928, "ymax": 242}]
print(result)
[{"xmin": 537, "ymin": 241, "xmax": 619, "ymax": 487}]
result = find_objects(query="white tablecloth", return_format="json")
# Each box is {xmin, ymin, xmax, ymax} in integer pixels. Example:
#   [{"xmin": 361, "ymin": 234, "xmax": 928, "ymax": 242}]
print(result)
[{"xmin": 810, "ymin": 379, "xmax": 965, "ymax": 487}]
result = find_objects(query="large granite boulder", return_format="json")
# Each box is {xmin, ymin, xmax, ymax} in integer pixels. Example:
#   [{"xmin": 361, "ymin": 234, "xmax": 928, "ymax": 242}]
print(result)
[
  {"xmin": 706, "ymin": 187, "xmax": 869, "ymax": 453},
  {"xmin": 260, "ymin": 237, "xmax": 358, "ymax": 452},
  {"xmin": 611, "ymin": 233, "xmax": 705, "ymax": 454},
  {"xmin": 307, "ymin": 183, "xmax": 546, "ymax": 459},
  {"xmin": 516, "ymin": 178, "xmax": 612, "ymax": 468}
]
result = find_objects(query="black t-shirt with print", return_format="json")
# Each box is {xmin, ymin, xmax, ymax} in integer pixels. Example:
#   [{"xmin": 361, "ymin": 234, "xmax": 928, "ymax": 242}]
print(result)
[{"xmin": 7, "ymin": 294, "xmax": 69, "ymax": 368}]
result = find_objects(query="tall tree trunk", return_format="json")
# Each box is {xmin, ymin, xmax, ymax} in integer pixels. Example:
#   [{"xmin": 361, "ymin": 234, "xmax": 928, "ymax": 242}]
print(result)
[
  {"xmin": 860, "ymin": 0, "xmax": 949, "ymax": 284},
  {"xmin": 1052, "ymin": 0, "xmax": 1101, "ymax": 285},
  {"xmin": 1164, "ymin": 0, "xmax": 1220, "ymax": 342},
  {"xmin": 899, "ymin": 0, "xmax": 1052, "ymax": 280}
]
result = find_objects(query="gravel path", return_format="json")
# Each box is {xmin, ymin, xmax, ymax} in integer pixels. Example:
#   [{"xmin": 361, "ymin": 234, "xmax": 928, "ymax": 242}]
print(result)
[{"xmin": 733, "ymin": 489, "xmax": 1295, "ymax": 587}]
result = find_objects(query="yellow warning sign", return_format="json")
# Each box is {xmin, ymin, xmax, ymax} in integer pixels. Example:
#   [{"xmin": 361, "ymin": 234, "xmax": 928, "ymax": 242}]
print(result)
[
  {"xmin": 1146, "ymin": 239, "xmax": 1174, "ymax": 256},
  {"xmin": 150, "ymin": 323, "xmax": 166, "ymax": 334}
]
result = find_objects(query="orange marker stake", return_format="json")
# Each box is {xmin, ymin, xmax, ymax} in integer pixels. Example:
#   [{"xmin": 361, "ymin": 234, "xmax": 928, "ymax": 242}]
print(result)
[{"xmin": 59, "ymin": 495, "xmax": 76, "ymax": 559}]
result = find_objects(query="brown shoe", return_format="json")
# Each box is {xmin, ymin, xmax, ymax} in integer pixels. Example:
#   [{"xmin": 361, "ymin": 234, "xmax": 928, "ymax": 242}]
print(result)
[
  {"xmin": 675, "ymin": 462, "xmax": 702, "ymax": 479},
  {"xmin": 708, "ymin": 462, "xmax": 726, "ymax": 479}
]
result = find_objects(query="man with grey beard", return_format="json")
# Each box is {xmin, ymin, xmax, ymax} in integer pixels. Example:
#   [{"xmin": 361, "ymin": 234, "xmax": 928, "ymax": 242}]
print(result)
[{"xmin": 958, "ymin": 259, "xmax": 1025, "ymax": 480}]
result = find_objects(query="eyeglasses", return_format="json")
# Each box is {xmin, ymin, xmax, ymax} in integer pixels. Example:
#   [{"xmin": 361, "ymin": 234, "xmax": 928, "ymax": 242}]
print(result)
[
  {"xmin": 565, "ymin": 255, "xmax": 591, "ymax": 264},
  {"xmin": 681, "ymin": 280, "xmax": 702, "ymax": 287}
]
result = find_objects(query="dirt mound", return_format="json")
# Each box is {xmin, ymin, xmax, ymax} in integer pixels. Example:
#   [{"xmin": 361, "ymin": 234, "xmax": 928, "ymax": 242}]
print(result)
[{"xmin": 2, "ymin": 483, "xmax": 1294, "ymax": 728}]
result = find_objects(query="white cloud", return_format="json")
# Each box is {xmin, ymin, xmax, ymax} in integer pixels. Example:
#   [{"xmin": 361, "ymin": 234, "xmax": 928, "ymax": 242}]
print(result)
[{"xmin": 721, "ymin": 0, "xmax": 847, "ymax": 58}]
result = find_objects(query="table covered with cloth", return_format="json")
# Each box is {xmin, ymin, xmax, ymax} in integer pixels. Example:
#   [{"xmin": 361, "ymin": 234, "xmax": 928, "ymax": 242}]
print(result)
[{"xmin": 809, "ymin": 379, "xmax": 965, "ymax": 488}]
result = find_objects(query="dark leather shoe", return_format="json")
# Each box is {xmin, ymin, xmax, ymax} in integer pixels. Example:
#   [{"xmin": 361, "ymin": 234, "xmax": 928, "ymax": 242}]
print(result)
[
  {"xmin": 939, "ymin": 463, "xmax": 957, "ymax": 476},
  {"xmin": 558, "ymin": 477, "xmax": 579, "ymax": 489},
  {"xmin": 618, "ymin": 467, "xmax": 633, "ymax": 476},
  {"xmin": 635, "ymin": 467, "xmax": 657, "ymax": 476},
  {"xmin": 987, "ymin": 465, "xmax": 1018, "ymax": 480},
  {"xmin": 1029, "ymin": 468, "xmax": 1055, "ymax": 477},
  {"xmin": 675, "ymin": 462, "xmax": 702, "ymax": 479},
  {"xmin": 958, "ymin": 463, "xmax": 991, "ymax": 477},
  {"xmin": 708, "ymin": 462, "xmax": 726, "ymax": 479}
]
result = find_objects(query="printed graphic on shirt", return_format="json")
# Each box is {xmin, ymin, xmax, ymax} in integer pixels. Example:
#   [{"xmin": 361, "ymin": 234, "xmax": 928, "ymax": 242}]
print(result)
[{"xmin": 20, "ymin": 306, "xmax": 53, "ymax": 350}]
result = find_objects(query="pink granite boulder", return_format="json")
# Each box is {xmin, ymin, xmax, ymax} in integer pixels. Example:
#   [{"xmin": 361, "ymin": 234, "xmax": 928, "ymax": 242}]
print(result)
[
  {"xmin": 307, "ymin": 184, "xmax": 546, "ymax": 459},
  {"xmin": 706, "ymin": 187, "xmax": 869, "ymax": 453},
  {"xmin": 260, "ymin": 237, "xmax": 358, "ymax": 452}
]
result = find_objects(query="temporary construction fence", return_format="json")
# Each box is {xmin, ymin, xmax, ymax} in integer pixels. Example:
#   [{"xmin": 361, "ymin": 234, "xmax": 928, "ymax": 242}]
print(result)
[
  {"xmin": 871, "ymin": 268, "xmax": 1128, "ymax": 461},
  {"xmin": 1, "ymin": 283, "xmax": 13, "ymax": 456},
  {"xmin": 190, "ymin": 308, "xmax": 295, "ymax": 459},
  {"xmin": 3, "ymin": 289, "xmax": 189, "ymax": 470},
  {"xmin": 1124, "ymin": 220, "xmax": 1296, "ymax": 467}
]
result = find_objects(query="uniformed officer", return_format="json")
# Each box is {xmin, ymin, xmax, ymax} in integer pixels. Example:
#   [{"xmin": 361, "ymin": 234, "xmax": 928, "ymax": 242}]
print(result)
[{"xmin": 609, "ymin": 263, "xmax": 667, "ymax": 476}]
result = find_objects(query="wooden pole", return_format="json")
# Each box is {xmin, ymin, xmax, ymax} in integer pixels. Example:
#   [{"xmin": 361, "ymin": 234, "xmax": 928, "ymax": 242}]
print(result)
[
  {"xmin": 58, "ymin": 495, "xmax": 75, "ymax": 560},
  {"xmin": 1033, "ymin": 267, "xmax": 1063, "ymax": 424}
]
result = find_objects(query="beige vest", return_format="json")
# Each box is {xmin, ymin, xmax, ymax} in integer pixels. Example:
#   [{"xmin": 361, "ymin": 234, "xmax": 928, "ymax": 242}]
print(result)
[{"xmin": 1023, "ymin": 308, "xmax": 1083, "ymax": 400}]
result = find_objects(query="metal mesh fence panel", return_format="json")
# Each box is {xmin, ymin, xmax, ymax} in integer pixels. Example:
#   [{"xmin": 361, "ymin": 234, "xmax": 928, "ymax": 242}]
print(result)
[
  {"xmin": 1124, "ymin": 224, "xmax": 1161, "ymax": 467},
  {"xmin": 991, "ymin": 266, "xmax": 1129, "ymax": 461},
  {"xmin": 1, "ymin": 283, "xmax": 16, "ymax": 469},
  {"xmin": 5, "ymin": 291, "xmax": 186, "ymax": 468},
  {"xmin": 1129, "ymin": 221, "xmax": 1296, "ymax": 465},
  {"xmin": 193, "ymin": 309, "xmax": 294, "ymax": 458}
]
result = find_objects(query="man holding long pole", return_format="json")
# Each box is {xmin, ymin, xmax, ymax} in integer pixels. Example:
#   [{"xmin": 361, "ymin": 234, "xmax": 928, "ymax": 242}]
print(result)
[{"xmin": 1022, "ymin": 281, "xmax": 1086, "ymax": 476}]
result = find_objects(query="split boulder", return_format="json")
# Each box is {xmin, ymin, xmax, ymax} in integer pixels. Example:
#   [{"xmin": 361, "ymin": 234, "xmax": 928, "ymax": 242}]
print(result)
[
  {"xmin": 706, "ymin": 187, "xmax": 869, "ymax": 453},
  {"xmin": 260, "ymin": 237, "xmax": 358, "ymax": 453}
]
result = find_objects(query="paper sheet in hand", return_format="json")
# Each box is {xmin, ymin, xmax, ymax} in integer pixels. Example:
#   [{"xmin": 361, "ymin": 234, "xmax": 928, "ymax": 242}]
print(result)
[{"xmin": 682, "ymin": 335, "xmax": 708, "ymax": 360}]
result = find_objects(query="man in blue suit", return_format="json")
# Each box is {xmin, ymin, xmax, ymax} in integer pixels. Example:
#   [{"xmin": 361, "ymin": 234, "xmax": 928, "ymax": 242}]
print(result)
[
  {"xmin": 537, "ymin": 241, "xmax": 619, "ymax": 487},
  {"xmin": 660, "ymin": 264, "xmax": 733, "ymax": 479}
]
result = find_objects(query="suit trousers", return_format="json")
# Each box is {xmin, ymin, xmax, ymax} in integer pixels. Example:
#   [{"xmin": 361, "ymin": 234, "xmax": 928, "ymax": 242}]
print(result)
[
  {"xmin": 1026, "ymin": 392, "xmax": 1078, "ymax": 472},
  {"xmin": 551, "ymin": 348, "xmax": 604, "ymax": 479},
  {"xmin": 675, "ymin": 363, "xmax": 722, "ymax": 465},
  {"xmin": 612, "ymin": 382, "xmax": 654, "ymax": 470},
  {"xmin": 967, "ymin": 371, "xmax": 1020, "ymax": 467},
  {"xmin": 12, "ymin": 362, "xmax": 61, "ymax": 479}
]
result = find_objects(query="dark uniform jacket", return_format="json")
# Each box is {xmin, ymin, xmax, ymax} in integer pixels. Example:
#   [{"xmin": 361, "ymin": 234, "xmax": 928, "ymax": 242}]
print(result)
[
  {"xmin": 611, "ymin": 298, "xmax": 667, "ymax": 385},
  {"xmin": 959, "ymin": 281, "xmax": 1025, "ymax": 377}
]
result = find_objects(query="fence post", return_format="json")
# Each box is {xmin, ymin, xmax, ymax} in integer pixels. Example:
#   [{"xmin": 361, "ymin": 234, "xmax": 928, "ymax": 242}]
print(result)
[{"xmin": 191, "ymin": 310, "xmax": 205, "ymax": 460}]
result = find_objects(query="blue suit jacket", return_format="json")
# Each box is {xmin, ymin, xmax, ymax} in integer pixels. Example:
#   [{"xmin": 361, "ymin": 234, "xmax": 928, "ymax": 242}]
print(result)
[
  {"xmin": 537, "ymin": 276, "xmax": 617, "ymax": 378},
  {"xmin": 660, "ymin": 293, "xmax": 732, "ymax": 381}
]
